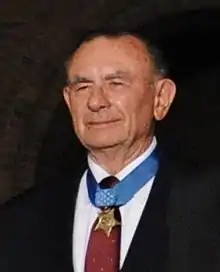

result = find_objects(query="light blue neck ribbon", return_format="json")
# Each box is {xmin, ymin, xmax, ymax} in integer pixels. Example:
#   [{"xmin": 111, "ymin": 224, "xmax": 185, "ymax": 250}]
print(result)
[{"xmin": 87, "ymin": 149, "xmax": 159, "ymax": 208}]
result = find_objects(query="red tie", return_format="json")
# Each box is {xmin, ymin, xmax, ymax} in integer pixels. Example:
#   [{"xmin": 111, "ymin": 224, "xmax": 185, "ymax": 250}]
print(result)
[{"xmin": 85, "ymin": 176, "xmax": 121, "ymax": 272}]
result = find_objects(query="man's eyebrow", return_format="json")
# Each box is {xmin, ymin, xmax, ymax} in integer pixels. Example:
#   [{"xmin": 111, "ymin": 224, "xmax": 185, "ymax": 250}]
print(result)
[
  {"xmin": 104, "ymin": 71, "xmax": 131, "ymax": 80},
  {"xmin": 67, "ymin": 76, "xmax": 93, "ymax": 85},
  {"xmin": 67, "ymin": 71, "xmax": 131, "ymax": 85}
]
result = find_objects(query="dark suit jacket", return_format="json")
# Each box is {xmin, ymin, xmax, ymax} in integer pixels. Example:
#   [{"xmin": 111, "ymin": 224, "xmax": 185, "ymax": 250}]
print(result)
[{"xmin": 1, "ymin": 157, "xmax": 220, "ymax": 272}]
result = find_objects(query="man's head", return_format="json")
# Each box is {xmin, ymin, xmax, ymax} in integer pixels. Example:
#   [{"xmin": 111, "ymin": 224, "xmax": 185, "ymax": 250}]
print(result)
[{"xmin": 63, "ymin": 29, "xmax": 176, "ymax": 153}]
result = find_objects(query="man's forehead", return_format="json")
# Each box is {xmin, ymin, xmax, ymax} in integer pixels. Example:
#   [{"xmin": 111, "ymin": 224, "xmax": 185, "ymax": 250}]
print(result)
[
  {"xmin": 66, "ymin": 34, "xmax": 152, "ymax": 75},
  {"xmin": 72, "ymin": 34, "xmax": 150, "ymax": 60}
]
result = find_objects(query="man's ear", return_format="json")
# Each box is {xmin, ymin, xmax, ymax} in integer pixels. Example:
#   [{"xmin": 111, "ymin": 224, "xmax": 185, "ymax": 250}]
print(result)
[
  {"xmin": 153, "ymin": 78, "xmax": 176, "ymax": 120},
  {"xmin": 63, "ymin": 87, "xmax": 71, "ymax": 111}
]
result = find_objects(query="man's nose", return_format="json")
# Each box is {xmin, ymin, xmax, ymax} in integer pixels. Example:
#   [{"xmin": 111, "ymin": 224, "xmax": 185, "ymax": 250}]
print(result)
[{"xmin": 87, "ymin": 85, "xmax": 111, "ymax": 112}]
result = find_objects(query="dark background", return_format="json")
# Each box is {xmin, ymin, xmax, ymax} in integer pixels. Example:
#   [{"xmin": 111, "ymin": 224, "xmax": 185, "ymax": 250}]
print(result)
[{"xmin": 1, "ymin": 0, "xmax": 220, "ymax": 203}]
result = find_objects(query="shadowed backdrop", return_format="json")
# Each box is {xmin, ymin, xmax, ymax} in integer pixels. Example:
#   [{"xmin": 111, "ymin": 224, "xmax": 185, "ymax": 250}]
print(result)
[{"xmin": 1, "ymin": 0, "xmax": 220, "ymax": 203}]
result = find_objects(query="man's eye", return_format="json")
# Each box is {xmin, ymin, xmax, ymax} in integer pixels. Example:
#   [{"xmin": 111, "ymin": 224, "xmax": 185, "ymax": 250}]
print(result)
[
  {"xmin": 76, "ymin": 85, "xmax": 89, "ymax": 92},
  {"xmin": 110, "ymin": 81, "xmax": 124, "ymax": 86}
]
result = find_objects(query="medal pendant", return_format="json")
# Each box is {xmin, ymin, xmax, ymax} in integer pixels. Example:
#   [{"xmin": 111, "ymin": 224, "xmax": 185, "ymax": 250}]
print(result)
[{"xmin": 94, "ymin": 208, "xmax": 120, "ymax": 237}]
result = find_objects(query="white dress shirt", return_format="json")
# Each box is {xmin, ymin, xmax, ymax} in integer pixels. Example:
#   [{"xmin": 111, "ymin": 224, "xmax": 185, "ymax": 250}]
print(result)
[{"xmin": 73, "ymin": 137, "xmax": 157, "ymax": 272}]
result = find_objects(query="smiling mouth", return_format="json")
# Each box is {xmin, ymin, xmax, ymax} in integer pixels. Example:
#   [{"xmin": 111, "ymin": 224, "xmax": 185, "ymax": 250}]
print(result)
[{"xmin": 87, "ymin": 120, "xmax": 121, "ymax": 126}]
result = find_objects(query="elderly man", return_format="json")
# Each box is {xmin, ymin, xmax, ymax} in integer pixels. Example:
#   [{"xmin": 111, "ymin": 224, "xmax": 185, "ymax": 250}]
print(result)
[{"xmin": 1, "ymin": 27, "xmax": 220, "ymax": 272}]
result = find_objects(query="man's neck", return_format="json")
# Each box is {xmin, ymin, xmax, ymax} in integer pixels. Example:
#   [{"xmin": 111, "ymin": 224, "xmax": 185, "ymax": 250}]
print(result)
[{"xmin": 89, "ymin": 136, "xmax": 154, "ymax": 175}]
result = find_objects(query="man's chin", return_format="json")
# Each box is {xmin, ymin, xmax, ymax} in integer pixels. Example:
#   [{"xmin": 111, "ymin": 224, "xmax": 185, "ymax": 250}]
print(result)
[{"xmin": 83, "ymin": 139, "xmax": 124, "ymax": 151}]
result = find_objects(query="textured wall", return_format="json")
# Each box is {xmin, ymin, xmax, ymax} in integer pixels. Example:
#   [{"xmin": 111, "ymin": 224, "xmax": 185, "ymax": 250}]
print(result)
[{"xmin": 1, "ymin": 0, "xmax": 220, "ymax": 203}]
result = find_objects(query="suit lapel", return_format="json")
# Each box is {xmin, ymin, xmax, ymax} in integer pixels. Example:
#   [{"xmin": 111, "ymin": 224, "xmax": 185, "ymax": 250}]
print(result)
[
  {"xmin": 41, "ymin": 161, "xmax": 87, "ymax": 272},
  {"xmin": 121, "ymin": 157, "xmax": 171, "ymax": 272},
  {"xmin": 167, "ymin": 163, "xmax": 190, "ymax": 272},
  {"xmin": 168, "ymin": 163, "xmax": 220, "ymax": 272}
]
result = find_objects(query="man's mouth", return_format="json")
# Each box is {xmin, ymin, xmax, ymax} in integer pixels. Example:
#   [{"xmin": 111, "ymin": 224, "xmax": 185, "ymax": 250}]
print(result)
[{"xmin": 87, "ymin": 120, "xmax": 121, "ymax": 126}]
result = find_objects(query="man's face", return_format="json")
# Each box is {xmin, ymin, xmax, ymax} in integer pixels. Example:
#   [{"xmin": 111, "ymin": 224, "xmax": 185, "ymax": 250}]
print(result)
[{"xmin": 63, "ymin": 35, "xmax": 175, "ymax": 151}]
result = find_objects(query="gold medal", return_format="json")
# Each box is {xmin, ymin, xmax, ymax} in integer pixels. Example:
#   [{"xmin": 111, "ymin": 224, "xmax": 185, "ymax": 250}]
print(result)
[{"xmin": 94, "ymin": 208, "xmax": 121, "ymax": 237}]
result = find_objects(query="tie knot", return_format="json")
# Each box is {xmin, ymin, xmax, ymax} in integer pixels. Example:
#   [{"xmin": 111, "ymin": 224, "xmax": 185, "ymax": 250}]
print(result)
[{"xmin": 99, "ymin": 176, "xmax": 119, "ymax": 189}]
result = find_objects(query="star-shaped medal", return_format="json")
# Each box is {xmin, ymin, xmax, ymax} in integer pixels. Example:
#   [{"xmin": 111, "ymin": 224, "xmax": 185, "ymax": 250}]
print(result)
[{"xmin": 94, "ymin": 208, "xmax": 121, "ymax": 237}]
